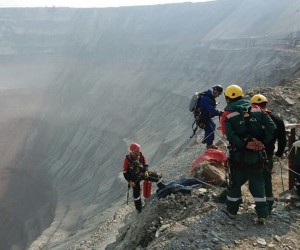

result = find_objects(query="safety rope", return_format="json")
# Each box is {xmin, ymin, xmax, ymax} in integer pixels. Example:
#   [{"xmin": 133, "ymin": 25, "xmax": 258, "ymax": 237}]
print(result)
[
  {"xmin": 193, "ymin": 178, "xmax": 224, "ymax": 190},
  {"xmin": 194, "ymin": 121, "xmax": 300, "ymax": 192},
  {"xmin": 277, "ymin": 159, "xmax": 286, "ymax": 192},
  {"xmin": 279, "ymin": 145, "xmax": 300, "ymax": 178},
  {"xmin": 190, "ymin": 120, "xmax": 198, "ymax": 138},
  {"xmin": 216, "ymin": 128, "xmax": 300, "ymax": 177},
  {"xmin": 200, "ymin": 130, "xmax": 216, "ymax": 143}
]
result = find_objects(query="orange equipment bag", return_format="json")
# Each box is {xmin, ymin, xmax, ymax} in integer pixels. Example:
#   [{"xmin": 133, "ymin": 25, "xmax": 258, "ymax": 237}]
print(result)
[{"xmin": 143, "ymin": 180, "xmax": 152, "ymax": 198}]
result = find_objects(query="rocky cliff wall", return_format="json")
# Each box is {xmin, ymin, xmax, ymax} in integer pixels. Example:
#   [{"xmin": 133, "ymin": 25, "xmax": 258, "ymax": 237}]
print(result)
[{"xmin": 0, "ymin": 1, "xmax": 299, "ymax": 249}]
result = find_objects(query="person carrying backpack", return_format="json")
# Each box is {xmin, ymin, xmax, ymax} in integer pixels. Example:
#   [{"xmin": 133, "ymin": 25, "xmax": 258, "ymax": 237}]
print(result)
[
  {"xmin": 221, "ymin": 85, "xmax": 276, "ymax": 224},
  {"xmin": 123, "ymin": 142, "xmax": 165, "ymax": 213},
  {"xmin": 251, "ymin": 94, "xmax": 287, "ymax": 213},
  {"xmin": 190, "ymin": 85, "xmax": 223, "ymax": 149}
]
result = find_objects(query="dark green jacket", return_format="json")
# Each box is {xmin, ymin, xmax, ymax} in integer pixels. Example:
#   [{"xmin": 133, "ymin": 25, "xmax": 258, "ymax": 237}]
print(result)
[{"xmin": 223, "ymin": 98, "xmax": 276, "ymax": 164}]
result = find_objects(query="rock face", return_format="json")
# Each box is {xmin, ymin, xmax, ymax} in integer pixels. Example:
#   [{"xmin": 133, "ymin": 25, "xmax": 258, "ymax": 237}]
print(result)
[
  {"xmin": 0, "ymin": 1, "xmax": 300, "ymax": 249},
  {"xmin": 248, "ymin": 78, "xmax": 300, "ymax": 138}
]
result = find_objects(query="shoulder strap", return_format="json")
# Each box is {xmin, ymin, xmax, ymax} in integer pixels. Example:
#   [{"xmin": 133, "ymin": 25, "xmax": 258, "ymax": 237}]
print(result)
[
  {"xmin": 126, "ymin": 153, "xmax": 144, "ymax": 165},
  {"xmin": 126, "ymin": 154, "xmax": 132, "ymax": 163},
  {"xmin": 244, "ymin": 106, "xmax": 252, "ymax": 132}
]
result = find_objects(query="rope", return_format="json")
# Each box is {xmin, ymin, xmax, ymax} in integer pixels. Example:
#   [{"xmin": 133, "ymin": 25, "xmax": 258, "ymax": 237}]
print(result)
[
  {"xmin": 278, "ymin": 159, "xmax": 285, "ymax": 192},
  {"xmin": 191, "ymin": 114, "xmax": 223, "ymax": 140},
  {"xmin": 285, "ymin": 146, "xmax": 294, "ymax": 158},
  {"xmin": 216, "ymin": 129, "xmax": 300, "ymax": 178},
  {"xmin": 193, "ymin": 119, "xmax": 300, "ymax": 191},
  {"xmin": 200, "ymin": 130, "xmax": 216, "ymax": 143},
  {"xmin": 278, "ymin": 145, "xmax": 300, "ymax": 178},
  {"xmin": 194, "ymin": 178, "xmax": 224, "ymax": 190}
]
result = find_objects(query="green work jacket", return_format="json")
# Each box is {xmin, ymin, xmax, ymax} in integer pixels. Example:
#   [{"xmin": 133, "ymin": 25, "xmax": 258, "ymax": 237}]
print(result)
[{"xmin": 224, "ymin": 98, "xmax": 276, "ymax": 165}]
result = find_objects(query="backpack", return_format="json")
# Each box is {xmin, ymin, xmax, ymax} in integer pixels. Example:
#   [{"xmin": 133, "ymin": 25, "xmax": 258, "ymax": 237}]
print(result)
[
  {"xmin": 189, "ymin": 92, "xmax": 204, "ymax": 112},
  {"xmin": 221, "ymin": 107, "xmax": 252, "ymax": 137},
  {"xmin": 222, "ymin": 105, "xmax": 269, "ymax": 165},
  {"xmin": 189, "ymin": 92, "xmax": 207, "ymax": 138}
]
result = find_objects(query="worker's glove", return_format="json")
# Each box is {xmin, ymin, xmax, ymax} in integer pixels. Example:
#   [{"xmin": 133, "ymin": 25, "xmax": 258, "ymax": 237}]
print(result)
[
  {"xmin": 144, "ymin": 171, "xmax": 149, "ymax": 179},
  {"xmin": 129, "ymin": 181, "xmax": 136, "ymax": 188},
  {"xmin": 245, "ymin": 138, "xmax": 264, "ymax": 151}
]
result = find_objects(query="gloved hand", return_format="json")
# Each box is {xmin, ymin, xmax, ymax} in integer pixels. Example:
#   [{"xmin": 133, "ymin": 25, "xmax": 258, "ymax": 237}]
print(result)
[
  {"xmin": 144, "ymin": 171, "xmax": 149, "ymax": 178},
  {"xmin": 129, "ymin": 181, "xmax": 136, "ymax": 188},
  {"xmin": 245, "ymin": 138, "xmax": 264, "ymax": 151}
]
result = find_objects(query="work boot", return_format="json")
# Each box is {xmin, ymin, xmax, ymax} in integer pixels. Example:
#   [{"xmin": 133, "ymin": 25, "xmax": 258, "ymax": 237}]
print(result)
[
  {"xmin": 222, "ymin": 209, "xmax": 237, "ymax": 219},
  {"xmin": 257, "ymin": 218, "xmax": 267, "ymax": 225},
  {"xmin": 157, "ymin": 178, "xmax": 166, "ymax": 189},
  {"xmin": 214, "ymin": 189, "xmax": 228, "ymax": 203},
  {"xmin": 206, "ymin": 144, "xmax": 218, "ymax": 149},
  {"xmin": 135, "ymin": 198, "xmax": 142, "ymax": 213},
  {"xmin": 227, "ymin": 212, "xmax": 237, "ymax": 219}
]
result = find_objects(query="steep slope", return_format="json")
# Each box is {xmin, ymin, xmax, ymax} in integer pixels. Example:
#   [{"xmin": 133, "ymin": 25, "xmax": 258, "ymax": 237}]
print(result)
[
  {"xmin": 81, "ymin": 79, "xmax": 300, "ymax": 250},
  {"xmin": 0, "ymin": 88, "xmax": 53, "ymax": 250},
  {"xmin": 0, "ymin": 1, "xmax": 299, "ymax": 249},
  {"xmin": 204, "ymin": 0, "xmax": 300, "ymax": 40}
]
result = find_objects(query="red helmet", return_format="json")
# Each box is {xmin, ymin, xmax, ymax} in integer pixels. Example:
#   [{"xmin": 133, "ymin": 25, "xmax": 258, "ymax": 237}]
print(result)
[{"xmin": 130, "ymin": 143, "xmax": 140, "ymax": 152}]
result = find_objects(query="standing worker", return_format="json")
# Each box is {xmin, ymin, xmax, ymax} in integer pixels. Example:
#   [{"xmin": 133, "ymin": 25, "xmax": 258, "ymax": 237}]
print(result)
[
  {"xmin": 221, "ymin": 85, "xmax": 276, "ymax": 224},
  {"xmin": 251, "ymin": 94, "xmax": 287, "ymax": 213},
  {"xmin": 193, "ymin": 85, "xmax": 224, "ymax": 149},
  {"xmin": 123, "ymin": 143, "xmax": 165, "ymax": 213}
]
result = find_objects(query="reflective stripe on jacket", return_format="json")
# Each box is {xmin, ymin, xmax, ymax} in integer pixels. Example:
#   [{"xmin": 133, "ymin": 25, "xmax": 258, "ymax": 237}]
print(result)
[{"xmin": 222, "ymin": 99, "xmax": 276, "ymax": 164}]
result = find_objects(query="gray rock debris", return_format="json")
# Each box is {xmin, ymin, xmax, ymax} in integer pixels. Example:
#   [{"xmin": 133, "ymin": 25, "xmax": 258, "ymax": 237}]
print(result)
[{"xmin": 73, "ymin": 80, "xmax": 300, "ymax": 250}]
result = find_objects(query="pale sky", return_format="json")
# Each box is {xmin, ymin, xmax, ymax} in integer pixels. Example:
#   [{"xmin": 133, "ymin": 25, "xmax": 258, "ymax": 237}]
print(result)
[{"xmin": 0, "ymin": 0, "xmax": 214, "ymax": 8}]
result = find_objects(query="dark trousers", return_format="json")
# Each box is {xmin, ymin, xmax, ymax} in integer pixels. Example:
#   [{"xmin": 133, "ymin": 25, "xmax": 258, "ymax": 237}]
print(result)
[
  {"xmin": 263, "ymin": 155, "xmax": 274, "ymax": 212},
  {"xmin": 226, "ymin": 162, "xmax": 268, "ymax": 219},
  {"xmin": 132, "ymin": 182, "xmax": 142, "ymax": 212},
  {"xmin": 132, "ymin": 171, "xmax": 163, "ymax": 212},
  {"xmin": 203, "ymin": 119, "xmax": 216, "ymax": 146}
]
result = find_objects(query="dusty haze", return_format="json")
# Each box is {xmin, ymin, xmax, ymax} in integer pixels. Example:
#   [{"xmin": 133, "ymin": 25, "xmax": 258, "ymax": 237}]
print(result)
[{"xmin": 0, "ymin": 0, "xmax": 299, "ymax": 249}]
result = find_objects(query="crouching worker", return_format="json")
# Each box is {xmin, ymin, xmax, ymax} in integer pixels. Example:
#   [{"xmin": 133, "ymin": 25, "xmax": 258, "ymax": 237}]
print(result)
[{"xmin": 123, "ymin": 142, "xmax": 165, "ymax": 213}]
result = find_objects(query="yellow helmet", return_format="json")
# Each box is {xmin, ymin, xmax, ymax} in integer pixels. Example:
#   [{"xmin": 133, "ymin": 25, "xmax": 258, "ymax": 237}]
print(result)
[
  {"xmin": 224, "ymin": 85, "xmax": 244, "ymax": 99},
  {"xmin": 250, "ymin": 94, "xmax": 268, "ymax": 104}
]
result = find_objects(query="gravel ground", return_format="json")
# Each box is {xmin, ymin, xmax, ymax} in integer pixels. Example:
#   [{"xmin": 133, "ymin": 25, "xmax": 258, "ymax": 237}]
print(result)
[
  {"xmin": 72, "ymin": 137, "xmax": 300, "ymax": 250},
  {"xmin": 72, "ymin": 80, "xmax": 300, "ymax": 250}
]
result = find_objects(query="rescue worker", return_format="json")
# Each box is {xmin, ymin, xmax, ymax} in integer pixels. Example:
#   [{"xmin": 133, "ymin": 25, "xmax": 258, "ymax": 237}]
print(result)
[
  {"xmin": 196, "ymin": 85, "xmax": 223, "ymax": 149},
  {"xmin": 251, "ymin": 94, "xmax": 287, "ymax": 213},
  {"xmin": 123, "ymin": 142, "xmax": 165, "ymax": 213},
  {"xmin": 221, "ymin": 85, "xmax": 276, "ymax": 224}
]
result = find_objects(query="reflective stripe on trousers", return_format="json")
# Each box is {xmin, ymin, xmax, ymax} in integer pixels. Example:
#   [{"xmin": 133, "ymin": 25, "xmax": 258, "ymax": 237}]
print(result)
[
  {"xmin": 227, "ymin": 196, "xmax": 242, "ymax": 202},
  {"xmin": 254, "ymin": 197, "xmax": 266, "ymax": 202},
  {"xmin": 134, "ymin": 196, "xmax": 141, "ymax": 201}
]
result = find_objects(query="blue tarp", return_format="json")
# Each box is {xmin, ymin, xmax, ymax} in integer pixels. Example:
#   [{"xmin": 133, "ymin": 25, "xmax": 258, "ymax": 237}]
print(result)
[{"xmin": 156, "ymin": 177, "xmax": 202, "ymax": 199}]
